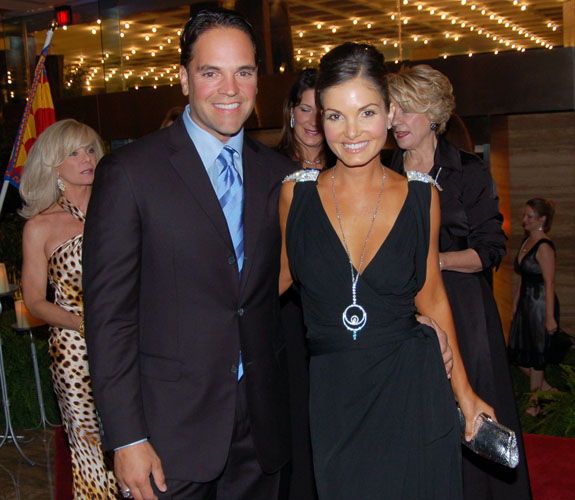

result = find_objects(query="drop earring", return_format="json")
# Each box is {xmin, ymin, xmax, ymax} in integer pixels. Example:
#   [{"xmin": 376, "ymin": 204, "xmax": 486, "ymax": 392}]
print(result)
[
  {"xmin": 290, "ymin": 115, "xmax": 294, "ymax": 129},
  {"xmin": 430, "ymin": 122, "xmax": 439, "ymax": 132},
  {"xmin": 57, "ymin": 176, "xmax": 66, "ymax": 192}
]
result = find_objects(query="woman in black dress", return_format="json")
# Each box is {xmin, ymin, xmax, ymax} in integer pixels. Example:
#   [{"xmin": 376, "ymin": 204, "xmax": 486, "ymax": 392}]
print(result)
[
  {"xmin": 509, "ymin": 198, "xmax": 558, "ymax": 416},
  {"xmin": 279, "ymin": 43, "xmax": 492, "ymax": 500},
  {"xmin": 276, "ymin": 69, "xmax": 328, "ymax": 500},
  {"xmin": 387, "ymin": 64, "xmax": 532, "ymax": 499}
]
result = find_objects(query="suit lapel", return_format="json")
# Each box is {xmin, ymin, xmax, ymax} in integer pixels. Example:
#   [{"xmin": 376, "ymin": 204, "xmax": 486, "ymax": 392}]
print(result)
[
  {"xmin": 240, "ymin": 138, "xmax": 268, "ymax": 289},
  {"xmin": 167, "ymin": 119, "xmax": 234, "ymax": 251}
]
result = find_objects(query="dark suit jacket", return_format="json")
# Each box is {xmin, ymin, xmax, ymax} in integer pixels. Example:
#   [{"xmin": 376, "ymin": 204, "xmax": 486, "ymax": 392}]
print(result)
[{"xmin": 83, "ymin": 117, "xmax": 292, "ymax": 481}]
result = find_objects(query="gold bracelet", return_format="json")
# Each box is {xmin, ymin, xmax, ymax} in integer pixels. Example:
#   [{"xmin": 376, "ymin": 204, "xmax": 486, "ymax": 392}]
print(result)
[{"xmin": 79, "ymin": 318, "xmax": 85, "ymax": 335}]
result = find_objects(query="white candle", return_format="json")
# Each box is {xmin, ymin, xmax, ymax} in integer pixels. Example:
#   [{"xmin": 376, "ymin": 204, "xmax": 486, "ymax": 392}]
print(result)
[
  {"xmin": 0, "ymin": 263, "xmax": 9, "ymax": 293},
  {"xmin": 15, "ymin": 300, "xmax": 45, "ymax": 328}
]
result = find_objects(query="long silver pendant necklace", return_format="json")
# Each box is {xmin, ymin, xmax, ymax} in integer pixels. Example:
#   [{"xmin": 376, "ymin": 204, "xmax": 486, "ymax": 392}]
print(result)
[{"xmin": 331, "ymin": 164, "xmax": 386, "ymax": 340}]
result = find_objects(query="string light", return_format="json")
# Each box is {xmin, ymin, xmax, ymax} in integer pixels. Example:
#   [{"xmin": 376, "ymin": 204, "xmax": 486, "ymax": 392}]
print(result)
[{"xmin": 58, "ymin": 1, "xmax": 558, "ymax": 93}]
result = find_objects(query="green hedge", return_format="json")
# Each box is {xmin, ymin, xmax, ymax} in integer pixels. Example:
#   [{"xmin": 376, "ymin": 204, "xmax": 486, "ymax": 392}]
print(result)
[
  {"xmin": 0, "ymin": 309, "xmax": 60, "ymax": 429},
  {"xmin": 512, "ymin": 348, "xmax": 575, "ymax": 437}
]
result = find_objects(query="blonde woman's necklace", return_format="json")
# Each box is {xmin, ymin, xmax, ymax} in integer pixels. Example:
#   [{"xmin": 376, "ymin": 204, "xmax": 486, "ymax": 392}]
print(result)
[{"xmin": 331, "ymin": 165, "xmax": 386, "ymax": 340}]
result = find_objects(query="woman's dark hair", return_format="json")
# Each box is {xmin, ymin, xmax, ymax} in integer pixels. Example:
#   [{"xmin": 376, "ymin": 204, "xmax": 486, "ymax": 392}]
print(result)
[
  {"xmin": 316, "ymin": 43, "xmax": 389, "ymax": 110},
  {"xmin": 527, "ymin": 197, "xmax": 555, "ymax": 232},
  {"xmin": 276, "ymin": 69, "xmax": 318, "ymax": 161},
  {"xmin": 180, "ymin": 8, "xmax": 257, "ymax": 68},
  {"xmin": 160, "ymin": 106, "xmax": 184, "ymax": 129}
]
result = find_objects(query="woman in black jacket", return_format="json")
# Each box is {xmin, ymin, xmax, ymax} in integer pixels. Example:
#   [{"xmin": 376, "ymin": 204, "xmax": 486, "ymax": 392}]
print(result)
[{"xmin": 387, "ymin": 64, "xmax": 532, "ymax": 500}]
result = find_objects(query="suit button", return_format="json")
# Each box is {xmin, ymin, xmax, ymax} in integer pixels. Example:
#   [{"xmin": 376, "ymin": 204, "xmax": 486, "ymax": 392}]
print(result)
[
  {"xmin": 228, "ymin": 256, "xmax": 236, "ymax": 265},
  {"xmin": 237, "ymin": 308, "xmax": 245, "ymax": 316},
  {"xmin": 230, "ymin": 364, "xmax": 238, "ymax": 374}
]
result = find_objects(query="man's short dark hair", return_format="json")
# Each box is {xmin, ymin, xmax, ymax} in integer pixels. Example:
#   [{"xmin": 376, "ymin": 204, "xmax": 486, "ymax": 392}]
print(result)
[{"xmin": 180, "ymin": 8, "xmax": 258, "ymax": 68}]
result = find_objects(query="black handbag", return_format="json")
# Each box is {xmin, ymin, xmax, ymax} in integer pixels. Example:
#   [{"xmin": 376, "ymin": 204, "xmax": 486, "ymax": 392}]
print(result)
[{"xmin": 545, "ymin": 327, "xmax": 573, "ymax": 364}]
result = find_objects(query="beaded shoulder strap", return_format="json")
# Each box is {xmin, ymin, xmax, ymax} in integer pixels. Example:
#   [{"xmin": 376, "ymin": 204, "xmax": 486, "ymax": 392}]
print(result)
[
  {"xmin": 405, "ymin": 169, "xmax": 443, "ymax": 191},
  {"xmin": 282, "ymin": 168, "xmax": 320, "ymax": 184},
  {"xmin": 58, "ymin": 196, "xmax": 86, "ymax": 223}
]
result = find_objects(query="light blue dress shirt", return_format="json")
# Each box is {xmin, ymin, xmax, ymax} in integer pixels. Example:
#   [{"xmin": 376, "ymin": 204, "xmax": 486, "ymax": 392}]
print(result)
[{"xmin": 181, "ymin": 104, "xmax": 244, "ymax": 190}]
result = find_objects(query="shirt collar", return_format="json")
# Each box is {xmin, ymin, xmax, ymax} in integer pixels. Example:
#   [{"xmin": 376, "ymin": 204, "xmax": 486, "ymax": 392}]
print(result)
[{"xmin": 182, "ymin": 104, "xmax": 244, "ymax": 168}]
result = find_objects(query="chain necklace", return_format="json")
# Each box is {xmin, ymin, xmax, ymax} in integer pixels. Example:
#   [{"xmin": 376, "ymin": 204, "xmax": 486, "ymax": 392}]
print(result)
[
  {"xmin": 331, "ymin": 164, "xmax": 386, "ymax": 340},
  {"xmin": 303, "ymin": 158, "xmax": 322, "ymax": 166}
]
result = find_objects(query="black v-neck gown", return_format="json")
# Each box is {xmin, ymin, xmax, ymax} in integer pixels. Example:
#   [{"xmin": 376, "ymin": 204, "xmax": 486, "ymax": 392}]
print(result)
[
  {"xmin": 286, "ymin": 179, "xmax": 462, "ymax": 500},
  {"xmin": 509, "ymin": 238, "xmax": 559, "ymax": 369}
]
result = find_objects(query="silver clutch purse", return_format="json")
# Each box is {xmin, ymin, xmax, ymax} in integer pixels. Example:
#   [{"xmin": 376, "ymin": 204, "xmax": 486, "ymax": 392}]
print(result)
[{"xmin": 457, "ymin": 406, "xmax": 519, "ymax": 468}]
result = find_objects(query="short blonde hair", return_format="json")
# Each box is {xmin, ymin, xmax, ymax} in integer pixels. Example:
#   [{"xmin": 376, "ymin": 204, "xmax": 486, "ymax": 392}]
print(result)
[
  {"xmin": 387, "ymin": 65, "xmax": 455, "ymax": 134},
  {"xmin": 19, "ymin": 119, "xmax": 104, "ymax": 219}
]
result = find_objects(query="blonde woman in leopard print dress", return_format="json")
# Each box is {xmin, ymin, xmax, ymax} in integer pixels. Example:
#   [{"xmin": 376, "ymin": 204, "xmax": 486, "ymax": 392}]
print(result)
[{"xmin": 20, "ymin": 119, "xmax": 121, "ymax": 499}]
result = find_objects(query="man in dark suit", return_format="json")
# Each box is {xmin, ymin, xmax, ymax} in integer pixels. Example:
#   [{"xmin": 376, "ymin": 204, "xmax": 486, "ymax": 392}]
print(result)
[{"xmin": 83, "ymin": 9, "xmax": 292, "ymax": 500}]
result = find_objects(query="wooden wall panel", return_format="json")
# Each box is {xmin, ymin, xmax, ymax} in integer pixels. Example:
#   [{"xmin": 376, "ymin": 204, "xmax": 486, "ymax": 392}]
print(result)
[
  {"xmin": 490, "ymin": 116, "xmax": 512, "ymax": 339},
  {"xmin": 506, "ymin": 112, "xmax": 575, "ymax": 334}
]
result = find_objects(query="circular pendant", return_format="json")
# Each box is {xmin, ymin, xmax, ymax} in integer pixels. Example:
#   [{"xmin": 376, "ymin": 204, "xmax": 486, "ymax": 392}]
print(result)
[{"xmin": 342, "ymin": 303, "xmax": 367, "ymax": 340}]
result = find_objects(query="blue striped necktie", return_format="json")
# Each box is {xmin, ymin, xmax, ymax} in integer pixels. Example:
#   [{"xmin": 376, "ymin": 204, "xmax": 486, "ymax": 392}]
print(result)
[
  {"xmin": 216, "ymin": 145, "xmax": 244, "ymax": 380},
  {"xmin": 217, "ymin": 146, "xmax": 244, "ymax": 273}
]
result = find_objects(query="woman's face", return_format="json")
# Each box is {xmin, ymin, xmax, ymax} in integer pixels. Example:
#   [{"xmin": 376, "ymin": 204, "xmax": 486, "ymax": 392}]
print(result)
[
  {"xmin": 56, "ymin": 145, "xmax": 98, "ymax": 188},
  {"xmin": 522, "ymin": 205, "xmax": 545, "ymax": 233},
  {"xmin": 391, "ymin": 98, "xmax": 435, "ymax": 151},
  {"xmin": 292, "ymin": 89, "xmax": 323, "ymax": 149},
  {"xmin": 321, "ymin": 77, "xmax": 391, "ymax": 169}
]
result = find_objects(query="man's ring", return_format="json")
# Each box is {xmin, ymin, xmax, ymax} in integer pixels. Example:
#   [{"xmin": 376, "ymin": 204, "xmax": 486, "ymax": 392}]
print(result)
[{"xmin": 121, "ymin": 489, "xmax": 131, "ymax": 498}]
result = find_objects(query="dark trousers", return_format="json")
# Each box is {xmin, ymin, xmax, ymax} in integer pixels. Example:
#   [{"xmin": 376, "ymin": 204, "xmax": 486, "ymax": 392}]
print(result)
[{"xmin": 153, "ymin": 378, "xmax": 280, "ymax": 500}]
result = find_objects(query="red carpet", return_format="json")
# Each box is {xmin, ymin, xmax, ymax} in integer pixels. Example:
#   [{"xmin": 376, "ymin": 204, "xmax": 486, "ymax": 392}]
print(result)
[
  {"xmin": 54, "ymin": 426, "xmax": 73, "ymax": 500},
  {"xmin": 54, "ymin": 430, "xmax": 573, "ymax": 499},
  {"xmin": 523, "ymin": 433, "xmax": 575, "ymax": 500}
]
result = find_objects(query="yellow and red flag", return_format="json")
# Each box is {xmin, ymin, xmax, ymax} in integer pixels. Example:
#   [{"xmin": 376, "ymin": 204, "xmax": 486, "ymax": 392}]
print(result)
[{"xmin": 4, "ymin": 30, "xmax": 55, "ymax": 188}]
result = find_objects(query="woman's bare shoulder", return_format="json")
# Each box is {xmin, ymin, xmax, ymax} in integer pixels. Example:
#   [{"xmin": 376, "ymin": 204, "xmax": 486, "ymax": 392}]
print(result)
[{"xmin": 24, "ymin": 204, "xmax": 66, "ymax": 239}]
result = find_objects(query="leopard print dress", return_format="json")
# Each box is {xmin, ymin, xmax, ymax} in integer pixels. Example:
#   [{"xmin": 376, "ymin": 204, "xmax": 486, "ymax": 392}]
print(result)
[{"xmin": 47, "ymin": 196, "xmax": 120, "ymax": 499}]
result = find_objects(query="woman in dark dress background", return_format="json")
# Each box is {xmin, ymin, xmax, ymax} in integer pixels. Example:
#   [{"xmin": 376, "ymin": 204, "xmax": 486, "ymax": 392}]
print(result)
[
  {"xmin": 276, "ymin": 69, "xmax": 328, "ymax": 500},
  {"xmin": 509, "ymin": 198, "xmax": 558, "ymax": 416},
  {"xmin": 387, "ymin": 65, "xmax": 532, "ymax": 499}
]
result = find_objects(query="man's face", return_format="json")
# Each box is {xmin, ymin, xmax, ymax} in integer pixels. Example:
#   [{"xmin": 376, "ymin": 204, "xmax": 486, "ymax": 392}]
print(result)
[{"xmin": 179, "ymin": 27, "xmax": 257, "ymax": 143}]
